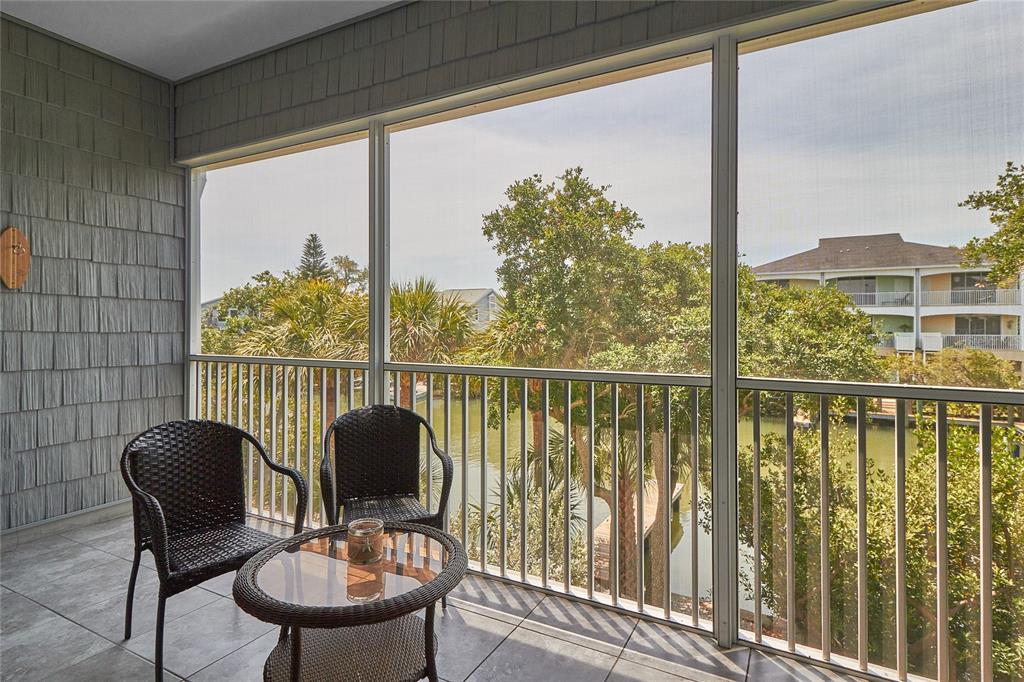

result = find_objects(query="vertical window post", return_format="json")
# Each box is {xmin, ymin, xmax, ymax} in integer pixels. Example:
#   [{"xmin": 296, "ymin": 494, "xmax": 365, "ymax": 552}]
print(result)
[
  {"xmin": 368, "ymin": 121, "xmax": 390, "ymax": 403},
  {"xmin": 710, "ymin": 33, "xmax": 739, "ymax": 648},
  {"xmin": 185, "ymin": 169, "xmax": 206, "ymax": 419}
]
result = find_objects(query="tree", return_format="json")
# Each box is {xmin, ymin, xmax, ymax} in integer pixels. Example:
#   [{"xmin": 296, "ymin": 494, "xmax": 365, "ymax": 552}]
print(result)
[
  {"xmin": 297, "ymin": 233, "xmax": 332, "ymax": 281},
  {"xmin": 960, "ymin": 161, "xmax": 1024, "ymax": 286},
  {"xmin": 331, "ymin": 254, "xmax": 367, "ymax": 292}
]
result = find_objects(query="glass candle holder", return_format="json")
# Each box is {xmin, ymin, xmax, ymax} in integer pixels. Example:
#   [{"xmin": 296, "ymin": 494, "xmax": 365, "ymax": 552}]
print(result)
[
  {"xmin": 346, "ymin": 560, "xmax": 385, "ymax": 603},
  {"xmin": 347, "ymin": 518, "xmax": 384, "ymax": 565}
]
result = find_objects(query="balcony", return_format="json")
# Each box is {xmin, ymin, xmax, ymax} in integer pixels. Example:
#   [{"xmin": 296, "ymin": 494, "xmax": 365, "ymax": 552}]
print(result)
[
  {"xmin": 921, "ymin": 289, "xmax": 1021, "ymax": 306},
  {"xmin": 843, "ymin": 292, "xmax": 914, "ymax": 307},
  {"xmin": 884, "ymin": 333, "xmax": 1023, "ymax": 352},
  {"xmin": 3, "ymin": 512, "xmax": 833, "ymax": 681}
]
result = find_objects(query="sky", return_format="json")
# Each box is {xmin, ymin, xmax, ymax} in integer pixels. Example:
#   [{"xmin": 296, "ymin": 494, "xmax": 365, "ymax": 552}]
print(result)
[{"xmin": 200, "ymin": 0, "xmax": 1023, "ymax": 302}]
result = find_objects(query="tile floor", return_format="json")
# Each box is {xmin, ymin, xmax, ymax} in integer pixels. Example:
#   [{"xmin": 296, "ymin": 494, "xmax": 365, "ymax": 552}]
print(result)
[{"xmin": 1, "ymin": 515, "xmax": 855, "ymax": 681}]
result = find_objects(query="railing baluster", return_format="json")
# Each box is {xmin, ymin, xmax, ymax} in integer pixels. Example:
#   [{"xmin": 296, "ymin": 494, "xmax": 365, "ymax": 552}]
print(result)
[
  {"xmin": 637, "ymin": 385, "xmax": 645, "ymax": 611},
  {"xmin": 857, "ymin": 396, "xmax": 868, "ymax": 671},
  {"xmin": 611, "ymin": 383, "xmax": 619, "ymax": 606},
  {"xmin": 662, "ymin": 385, "xmax": 671, "ymax": 619},
  {"xmin": 204, "ymin": 360, "xmax": 212, "ymax": 419},
  {"xmin": 980, "ymin": 403, "xmax": 993, "ymax": 681},
  {"xmin": 541, "ymin": 379, "xmax": 550, "ymax": 589},
  {"xmin": 444, "ymin": 375, "xmax": 451, "ymax": 534},
  {"xmin": 563, "ymin": 380, "xmax": 572, "ymax": 593},
  {"xmin": 214, "ymin": 361, "xmax": 222, "ymax": 421},
  {"xmin": 500, "ymin": 377, "xmax": 508, "ymax": 578},
  {"xmin": 394, "ymin": 370, "xmax": 401, "ymax": 406},
  {"xmin": 481, "ymin": 376, "xmax": 488, "ymax": 573},
  {"xmin": 225, "ymin": 362, "xmax": 233, "ymax": 424},
  {"xmin": 426, "ymin": 374, "xmax": 434, "ymax": 515},
  {"xmin": 461, "ymin": 374, "xmax": 469, "ymax": 559},
  {"xmin": 690, "ymin": 386, "xmax": 699, "ymax": 626},
  {"xmin": 936, "ymin": 401, "xmax": 949, "ymax": 682},
  {"xmin": 192, "ymin": 361, "xmax": 199, "ymax": 418},
  {"xmin": 785, "ymin": 392, "xmax": 796, "ymax": 652},
  {"xmin": 258, "ymin": 365, "xmax": 265, "ymax": 517},
  {"xmin": 752, "ymin": 390, "xmax": 762, "ymax": 642},
  {"xmin": 587, "ymin": 382, "xmax": 595, "ymax": 601},
  {"xmin": 271, "ymin": 367, "xmax": 278, "ymax": 520},
  {"xmin": 820, "ymin": 393, "xmax": 831, "ymax": 661},
  {"xmin": 246, "ymin": 364, "xmax": 253, "ymax": 513},
  {"xmin": 342, "ymin": 368, "xmax": 350, "ymax": 414},
  {"xmin": 306, "ymin": 366, "xmax": 314, "ymax": 529},
  {"xmin": 895, "ymin": 398, "xmax": 907, "ymax": 680},
  {"xmin": 520, "ymin": 378, "xmax": 528, "ymax": 583},
  {"xmin": 320, "ymin": 367, "xmax": 327, "ymax": 526}
]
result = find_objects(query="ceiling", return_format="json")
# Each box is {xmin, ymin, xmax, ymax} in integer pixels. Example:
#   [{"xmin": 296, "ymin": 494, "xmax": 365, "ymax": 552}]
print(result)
[{"xmin": 2, "ymin": 1, "xmax": 394, "ymax": 81}]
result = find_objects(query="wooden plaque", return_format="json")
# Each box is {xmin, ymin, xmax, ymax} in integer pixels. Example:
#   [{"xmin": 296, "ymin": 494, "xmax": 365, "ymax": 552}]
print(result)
[{"xmin": 1, "ymin": 227, "xmax": 30, "ymax": 289}]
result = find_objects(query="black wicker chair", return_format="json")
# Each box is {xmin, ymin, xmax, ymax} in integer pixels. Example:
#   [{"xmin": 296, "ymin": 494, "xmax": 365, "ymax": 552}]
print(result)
[
  {"xmin": 119, "ymin": 420, "xmax": 307, "ymax": 681},
  {"xmin": 321, "ymin": 403, "xmax": 454, "ymax": 534}
]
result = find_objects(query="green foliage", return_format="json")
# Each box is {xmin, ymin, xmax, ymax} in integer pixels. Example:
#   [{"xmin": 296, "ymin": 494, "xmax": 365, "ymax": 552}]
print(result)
[
  {"xmin": 297, "ymin": 233, "xmax": 332, "ymax": 281},
  {"xmin": 887, "ymin": 348, "xmax": 1022, "ymax": 390},
  {"xmin": 960, "ymin": 161, "xmax": 1024, "ymax": 287}
]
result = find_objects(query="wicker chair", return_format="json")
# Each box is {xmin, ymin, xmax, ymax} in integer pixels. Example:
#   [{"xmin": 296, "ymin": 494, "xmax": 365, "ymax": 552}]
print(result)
[
  {"xmin": 119, "ymin": 420, "xmax": 307, "ymax": 681},
  {"xmin": 321, "ymin": 404, "xmax": 453, "ymax": 533}
]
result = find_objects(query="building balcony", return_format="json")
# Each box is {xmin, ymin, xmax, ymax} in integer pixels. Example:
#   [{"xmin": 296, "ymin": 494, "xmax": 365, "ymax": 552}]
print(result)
[
  {"xmin": 882, "ymin": 333, "xmax": 1022, "ymax": 352},
  {"xmin": 845, "ymin": 291, "xmax": 914, "ymax": 307},
  {"xmin": 920, "ymin": 289, "xmax": 1021, "ymax": 306}
]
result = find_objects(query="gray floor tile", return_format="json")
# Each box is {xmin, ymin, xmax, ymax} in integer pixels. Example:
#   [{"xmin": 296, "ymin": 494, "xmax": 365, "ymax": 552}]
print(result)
[
  {"xmin": 0, "ymin": 594, "xmax": 112, "ymax": 682},
  {"xmin": 198, "ymin": 570, "xmax": 239, "ymax": 597},
  {"xmin": 79, "ymin": 528, "xmax": 138, "ymax": 561},
  {"xmin": 448, "ymin": 573, "xmax": 543, "ymax": 623},
  {"xmin": 19, "ymin": 555, "xmax": 148, "ymax": 614},
  {"xmin": 466, "ymin": 626, "xmax": 618, "ymax": 682},
  {"xmin": 123, "ymin": 596, "xmax": 275, "ymax": 678},
  {"xmin": 430, "ymin": 605, "xmax": 516, "ymax": 682},
  {"xmin": 1, "ymin": 537, "xmax": 113, "ymax": 592},
  {"xmin": 59, "ymin": 516, "xmax": 134, "ymax": 544},
  {"xmin": 621, "ymin": 621, "xmax": 749, "ymax": 682},
  {"xmin": 190, "ymin": 629, "xmax": 279, "ymax": 681},
  {"xmin": 608, "ymin": 658, "xmax": 691, "ymax": 681},
  {"xmin": 63, "ymin": 578, "xmax": 221, "ymax": 642},
  {"xmin": 2, "ymin": 590, "xmax": 48, "ymax": 634},
  {"xmin": 745, "ymin": 651, "xmax": 858, "ymax": 681},
  {"xmin": 47, "ymin": 643, "xmax": 183, "ymax": 681},
  {"xmin": 521, "ymin": 595, "xmax": 638, "ymax": 656}
]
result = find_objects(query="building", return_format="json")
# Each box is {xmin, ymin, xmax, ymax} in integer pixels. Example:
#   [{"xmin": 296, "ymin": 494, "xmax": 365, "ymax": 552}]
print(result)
[
  {"xmin": 200, "ymin": 297, "xmax": 242, "ymax": 330},
  {"xmin": 442, "ymin": 288, "xmax": 502, "ymax": 330},
  {"xmin": 753, "ymin": 233, "xmax": 1023, "ymax": 365}
]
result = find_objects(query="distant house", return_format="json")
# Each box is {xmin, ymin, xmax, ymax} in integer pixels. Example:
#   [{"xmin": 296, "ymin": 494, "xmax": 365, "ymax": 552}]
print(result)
[
  {"xmin": 200, "ymin": 297, "xmax": 243, "ymax": 330},
  {"xmin": 442, "ymin": 288, "xmax": 502, "ymax": 330},
  {"xmin": 752, "ymin": 233, "xmax": 1023, "ymax": 367}
]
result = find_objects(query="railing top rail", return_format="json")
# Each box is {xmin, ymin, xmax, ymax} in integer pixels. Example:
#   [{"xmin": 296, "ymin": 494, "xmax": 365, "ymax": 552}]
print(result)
[
  {"xmin": 190, "ymin": 354, "xmax": 369, "ymax": 370},
  {"xmin": 383, "ymin": 361, "xmax": 712, "ymax": 387},
  {"xmin": 737, "ymin": 376, "xmax": 1024, "ymax": 405}
]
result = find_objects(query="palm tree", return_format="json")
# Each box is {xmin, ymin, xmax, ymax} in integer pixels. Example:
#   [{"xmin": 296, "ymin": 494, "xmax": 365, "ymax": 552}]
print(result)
[{"xmin": 389, "ymin": 277, "xmax": 473, "ymax": 364}]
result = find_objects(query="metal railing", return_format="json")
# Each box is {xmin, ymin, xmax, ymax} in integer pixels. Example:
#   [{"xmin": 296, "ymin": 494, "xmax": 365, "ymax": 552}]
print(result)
[
  {"xmin": 190, "ymin": 355, "xmax": 1023, "ymax": 681},
  {"xmin": 920, "ymin": 288, "xmax": 1021, "ymax": 306},
  {"xmin": 735, "ymin": 376, "xmax": 1023, "ymax": 682},
  {"xmin": 844, "ymin": 291, "xmax": 914, "ymax": 307},
  {"xmin": 942, "ymin": 334, "xmax": 1021, "ymax": 351}
]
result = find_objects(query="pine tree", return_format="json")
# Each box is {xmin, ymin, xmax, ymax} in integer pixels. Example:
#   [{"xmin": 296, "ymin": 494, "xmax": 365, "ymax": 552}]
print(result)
[{"xmin": 297, "ymin": 233, "xmax": 331, "ymax": 280}]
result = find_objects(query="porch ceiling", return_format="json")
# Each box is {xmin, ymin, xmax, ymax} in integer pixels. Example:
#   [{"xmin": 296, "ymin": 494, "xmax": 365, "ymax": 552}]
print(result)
[{"xmin": 1, "ymin": 0, "xmax": 394, "ymax": 81}]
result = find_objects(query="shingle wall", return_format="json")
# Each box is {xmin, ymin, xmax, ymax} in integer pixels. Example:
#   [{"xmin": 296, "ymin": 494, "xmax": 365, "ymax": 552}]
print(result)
[
  {"xmin": 174, "ymin": 0, "xmax": 806, "ymax": 160},
  {"xmin": 1, "ymin": 18, "xmax": 186, "ymax": 530}
]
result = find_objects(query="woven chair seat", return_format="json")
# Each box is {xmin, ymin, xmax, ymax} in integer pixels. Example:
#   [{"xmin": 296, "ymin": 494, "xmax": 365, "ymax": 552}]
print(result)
[
  {"xmin": 342, "ymin": 495, "xmax": 431, "ymax": 524},
  {"xmin": 165, "ymin": 522, "xmax": 280, "ymax": 589}
]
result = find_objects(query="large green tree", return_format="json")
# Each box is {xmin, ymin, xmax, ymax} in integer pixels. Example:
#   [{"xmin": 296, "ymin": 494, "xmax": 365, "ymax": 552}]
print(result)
[
  {"xmin": 960, "ymin": 161, "xmax": 1024, "ymax": 286},
  {"xmin": 297, "ymin": 233, "xmax": 332, "ymax": 281}
]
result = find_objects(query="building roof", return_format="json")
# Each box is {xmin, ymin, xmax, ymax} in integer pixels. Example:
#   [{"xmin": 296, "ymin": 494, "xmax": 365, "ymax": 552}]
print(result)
[
  {"xmin": 752, "ymin": 233, "xmax": 963, "ymax": 275},
  {"xmin": 441, "ymin": 288, "xmax": 497, "ymax": 306}
]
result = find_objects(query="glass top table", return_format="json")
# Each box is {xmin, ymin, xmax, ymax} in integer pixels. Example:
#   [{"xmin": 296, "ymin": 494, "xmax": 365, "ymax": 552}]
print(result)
[{"xmin": 234, "ymin": 522, "xmax": 467, "ymax": 682}]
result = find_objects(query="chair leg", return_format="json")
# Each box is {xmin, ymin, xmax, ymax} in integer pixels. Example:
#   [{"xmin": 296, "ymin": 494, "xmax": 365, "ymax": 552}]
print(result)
[
  {"xmin": 154, "ymin": 594, "xmax": 166, "ymax": 682},
  {"xmin": 124, "ymin": 547, "xmax": 142, "ymax": 640},
  {"xmin": 442, "ymin": 595, "xmax": 448, "ymax": 610}
]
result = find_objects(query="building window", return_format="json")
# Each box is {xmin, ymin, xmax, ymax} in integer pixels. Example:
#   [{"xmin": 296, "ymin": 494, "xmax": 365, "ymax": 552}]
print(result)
[
  {"xmin": 955, "ymin": 315, "xmax": 1001, "ymax": 335},
  {"xmin": 951, "ymin": 271, "xmax": 991, "ymax": 290}
]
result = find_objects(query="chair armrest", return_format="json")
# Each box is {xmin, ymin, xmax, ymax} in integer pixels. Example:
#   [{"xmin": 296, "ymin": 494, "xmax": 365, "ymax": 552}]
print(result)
[
  {"xmin": 429, "ymin": 436, "xmax": 454, "ymax": 521},
  {"xmin": 243, "ymin": 432, "xmax": 308, "ymax": 536},
  {"xmin": 119, "ymin": 460, "xmax": 172, "ymax": 580},
  {"xmin": 320, "ymin": 424, "xmax": 338, "ymax": 526}
]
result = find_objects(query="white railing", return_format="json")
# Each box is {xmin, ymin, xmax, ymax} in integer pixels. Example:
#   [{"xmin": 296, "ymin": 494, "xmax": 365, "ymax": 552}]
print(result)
[
  {"xmin": 189, "ymin": 355, "xmax": 1024, "ymax": 682},
  {"xmin": 921, "ymin": 288, "xmax": 1021, "ymax": 306},
  {"xmin": 943, "ymin": 334, "xmax": 1021, "ymax": 351},
  {"xmin": 844, "ymin": 291, "xmax": 914, "ymax": 307}
]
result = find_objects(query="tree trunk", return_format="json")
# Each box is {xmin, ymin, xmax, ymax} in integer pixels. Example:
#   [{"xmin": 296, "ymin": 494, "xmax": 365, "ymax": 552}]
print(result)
[
  {"xmin": 648, "ymin": 430, "xmax": 669, "ymax": 611},
  {"xmin": 618, "ymin": 475, "xmax": 639, "ymax": 602}
]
